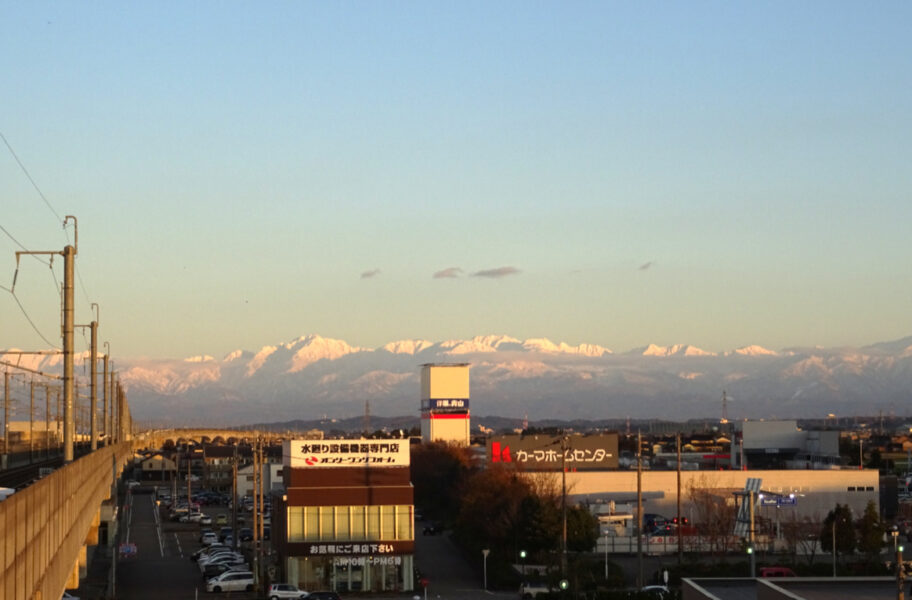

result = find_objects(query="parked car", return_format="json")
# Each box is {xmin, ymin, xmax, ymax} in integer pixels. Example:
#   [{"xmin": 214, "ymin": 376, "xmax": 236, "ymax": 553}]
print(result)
[
  {"xmin": 205, "ymin": 570, "xmax": 254, "ymax": 592},
  {"xmin": 239, "ymin": 527, "xmax": 253, "ymax": 541},
  {"xmin": 304, "ymin": 592, "xmax": 341, "ymax": 600},
  {"xmin": 759, "ymin": 566, "xmax": 796, "ymax": 577},
  {"xmin": 193, "ymin": 544, "xmax": 228, "ymax": 561},
  {"xmin": 202, "ymin": 562, "xmax": 249, "ymax": 581},
  {"xmin": 216, "ymin": 514, "xmax": 228, "ymax": 526},
  {"xmin": 519, "ymin": 582, "xmax": 554, "ymax": 599},
  {"xmin": 199, "ymin": 514, "xmax": 213, "ymax": 525},
  {"xmin": 640, "ymin": 585, "xmax": 670, "ymax": 599},
  {"xmin": 201, "ymin": 532, "xmax": 219, "ymax": 546},
  {"xmin": 267, "ymin": 583, "xmax": 308, "ymax": 599}
]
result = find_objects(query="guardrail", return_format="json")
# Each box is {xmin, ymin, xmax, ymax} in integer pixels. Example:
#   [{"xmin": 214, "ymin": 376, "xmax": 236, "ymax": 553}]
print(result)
[{"xmin": 0, "ymin": 443, "xmax": 132, "ymax": 600}]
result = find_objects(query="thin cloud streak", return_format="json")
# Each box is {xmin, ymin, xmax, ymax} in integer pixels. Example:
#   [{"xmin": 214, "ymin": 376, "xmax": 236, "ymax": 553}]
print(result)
[
  {"xmin": 361, "ymin": 269, "xmax": 381, "ymax": 279},
  {"xmin": 472, "ymin": 266, "xmax": 521, "ymax": 278},
  {"xmin": 433, "ymin": 267, "xmax": 463, "ymax": 279}
]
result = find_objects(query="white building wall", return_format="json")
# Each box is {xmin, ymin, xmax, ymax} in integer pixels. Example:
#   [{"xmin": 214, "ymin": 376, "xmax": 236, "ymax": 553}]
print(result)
[{"xmin": 545, "ymin": 469, "xmax": 880, "ymax": 522}]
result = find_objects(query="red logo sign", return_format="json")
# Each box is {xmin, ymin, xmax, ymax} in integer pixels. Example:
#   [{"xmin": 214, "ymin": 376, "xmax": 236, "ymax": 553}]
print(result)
[{"xmin": 491, "ymin": 442, "xmax": 512, "ymax": 463}]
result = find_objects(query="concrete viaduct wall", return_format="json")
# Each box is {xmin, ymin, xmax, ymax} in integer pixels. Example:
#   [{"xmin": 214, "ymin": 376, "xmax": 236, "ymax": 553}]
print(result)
[{"xmin": 0, "ymin": 443, "xmax": 132, "ymax": 600}]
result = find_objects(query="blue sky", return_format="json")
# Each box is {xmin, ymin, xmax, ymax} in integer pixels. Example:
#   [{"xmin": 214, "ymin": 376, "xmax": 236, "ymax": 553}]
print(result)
[{"xmin": 2, "ymin": 2, "xmax": 911, "ymax": 359}]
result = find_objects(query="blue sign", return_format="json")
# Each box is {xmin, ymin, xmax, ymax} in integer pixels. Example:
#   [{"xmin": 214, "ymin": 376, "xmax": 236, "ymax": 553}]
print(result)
[{"xmin": 425, "ymin": 398, "xmax": 469, "ymax": 410}]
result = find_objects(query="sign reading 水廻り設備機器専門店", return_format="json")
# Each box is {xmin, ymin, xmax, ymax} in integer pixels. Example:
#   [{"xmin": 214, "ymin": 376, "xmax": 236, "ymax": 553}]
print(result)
[
  {"xmin": 487, "ymin": 434, "xmax": 619, "ymax": 470},
  {"xmin": 282, "ymin": 439, "xmax": 410, "ymax": 469}
]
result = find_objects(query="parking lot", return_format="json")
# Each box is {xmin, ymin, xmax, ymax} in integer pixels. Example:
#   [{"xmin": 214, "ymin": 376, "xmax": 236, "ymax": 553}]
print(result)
[{"xmin": 116, "ymin": 484, "xmax": 262, "ymax": 599}]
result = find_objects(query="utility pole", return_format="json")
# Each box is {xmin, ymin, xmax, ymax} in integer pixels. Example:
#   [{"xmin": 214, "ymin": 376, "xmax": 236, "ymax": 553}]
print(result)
[
  {"xmin": 677, "ymin": 433, "xmax": 683, "ymax": 564},
  {"xmin": 45, "ymin": 385, "xmax": 51, "ymax": 459},
  {"xmin": 232, "ymin": 447, "xmax": 239, "ymax": 551},
  {"xmin": 102, "ymin": 345, "xmax": 109, "ymax": 446},
  {"xmin": 636, "ymin": 431, "xmax": 643, "ymax": 589},
  {"xmin": 89, "ymin": 304, "xmax": 98, "ymax": 450},
  {"xmin": 62, "ymin": 235, "xmax": 76, "ymax": 462},
  {"xmin": 55, "ymin": 388, "xmax": 61, "ymax": 456},
  {"xmin": 3, "ymin": 371, "xmax": 9, "ymax": 469},
  {"xmin": 13, "ymin": 216, "xmax": 78, "ymax": 462},
  {"xmin": 560, "ymin": 435, "xmax": 568, "ymax": 582},
  {"xmin": 253, "ymin": 436, "xmax": 260, "ymax": 585},
  {"xmin": 29, "ymin": 380, "xmax": 35, "ymax": 461}
]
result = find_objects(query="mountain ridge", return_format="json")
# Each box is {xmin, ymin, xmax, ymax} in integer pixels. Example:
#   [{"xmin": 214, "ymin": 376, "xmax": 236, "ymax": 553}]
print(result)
[{"xmin": 3, "ymin": 334, "xmax": 911, "ymax": 427}]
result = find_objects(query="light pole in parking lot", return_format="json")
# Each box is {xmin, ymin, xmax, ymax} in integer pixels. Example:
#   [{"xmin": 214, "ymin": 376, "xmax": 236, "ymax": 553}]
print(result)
[{"xmin": 482, "ymin": 549, "xmax": 490, "ymax": 591}]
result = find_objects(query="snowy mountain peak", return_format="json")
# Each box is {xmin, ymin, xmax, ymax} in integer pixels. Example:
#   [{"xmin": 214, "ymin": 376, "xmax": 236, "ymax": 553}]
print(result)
[
  {"xmin": 382, "ymin": 339, "xmax": 435, "ymax": 355},
  {"xmin": 224, "ymin": 349, "xmax": 246, "ymax": 362},
  {"xmin": 522, "ymin": 338, "xmax": 611, "ymax": 357},
  {"xmin": 185, "ymin": 355, "xmax": 215, "ymax": 363},
  {"xmin": 440, "ymin": 334, "xmax": 521, "ymax": 354},
  {"xmin": 730, "ymin": 345, "xmax": 778, "ymax": 357},
  {"xmin": 637, "ymin": 344, "xmax": 715, "ymax": 357},
  {"xmin": 289, "ymin": 335, "xmax": 366, "ymax": 372}
]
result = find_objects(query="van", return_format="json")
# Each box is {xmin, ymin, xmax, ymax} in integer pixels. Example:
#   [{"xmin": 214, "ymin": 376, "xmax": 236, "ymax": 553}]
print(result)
[
  {"xmin": 759, "ymin": 566, "xmax": 796, "ymax": 577},
  {"xmin": 205, "ymin": 570, "xmax": 254, "ymax": 592}
]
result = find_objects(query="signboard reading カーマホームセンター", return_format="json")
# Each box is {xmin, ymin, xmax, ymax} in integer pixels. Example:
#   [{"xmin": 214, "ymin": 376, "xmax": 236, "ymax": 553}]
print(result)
[
  {"xmin": 283, "ymin": 439, "xmax": 410, "ymax": 469},
  {"xmin": 487, "ymin": 434, "xmax": 619, "ymax": 471}
]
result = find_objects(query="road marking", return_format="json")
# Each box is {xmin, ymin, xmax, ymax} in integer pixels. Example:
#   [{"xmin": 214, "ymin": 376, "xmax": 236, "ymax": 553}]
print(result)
[
  {"xmin": 125, "ymin": 490, "xmax": 133, "ymax": 543},
  {"xmin": 175, "ymin": 532, "xmax": 183, "ymax": 557},
  {"xmin": 151, "ymin": 495, "xmax": 164, "ymax": 557}
]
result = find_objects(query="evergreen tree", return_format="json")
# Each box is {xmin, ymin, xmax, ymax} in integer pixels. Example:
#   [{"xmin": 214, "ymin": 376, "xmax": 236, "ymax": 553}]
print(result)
[
  {"xmin": 820, "ymin": 503, "xmax": 856, "ymax": 558},
  {"xmin": 856, "ymin": 500, "xmax": 885, "ymax": 560}
]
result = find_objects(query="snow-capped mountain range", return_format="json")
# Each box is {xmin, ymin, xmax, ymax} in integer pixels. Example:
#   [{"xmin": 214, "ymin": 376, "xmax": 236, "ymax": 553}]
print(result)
[{"xmin": 4, "ymin": 334, "xmax": 912, "ymax": 427}]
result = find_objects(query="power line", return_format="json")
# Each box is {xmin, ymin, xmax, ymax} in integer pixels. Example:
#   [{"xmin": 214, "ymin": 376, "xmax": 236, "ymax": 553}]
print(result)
[
  {"xmin": 6, "ymin": 290, "xmax": 59, "ymax": 349},
  {"xmin": 0, "ymin": 132, "xmax": 65, "ymax": 229},
  {"xmin": 0, "ymin": 223, "xmax": 50, "ymax": 267}
]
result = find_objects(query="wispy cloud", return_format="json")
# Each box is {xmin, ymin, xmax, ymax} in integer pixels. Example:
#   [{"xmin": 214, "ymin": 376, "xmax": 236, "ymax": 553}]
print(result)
[
  {"xmin": 361, "ymin": 269, "xmax": 381, "ymax": 279},
  {"xmin": 472, "ymin": 266, "xmax": 521, "ymax": 278},
  {"xmin": 433, "ymin": 267, "xmax": 463, "ymax": 279},
  {"xmin": 638, "ymin": 261, "xmax": 655, "ymax": 271}
]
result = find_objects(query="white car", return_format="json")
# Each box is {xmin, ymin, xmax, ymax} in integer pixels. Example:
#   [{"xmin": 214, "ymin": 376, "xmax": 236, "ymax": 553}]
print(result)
[
  {"xmin": 201, "ymin": 532, "xmax": 219, "ymax": 546},
  {"xmin": 267, "ymin": 583, "xmax": 308, "ymax": 599},
  {"xmin": 199, "ymin": 552, "xmax": 245, "ymax": 571},
  {"xmin": 206, "ymin": 570, "xmax": 254, "ymax": 592}
]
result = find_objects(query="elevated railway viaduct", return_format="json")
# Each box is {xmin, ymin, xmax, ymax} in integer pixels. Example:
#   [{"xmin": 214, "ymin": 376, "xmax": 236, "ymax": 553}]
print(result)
[{"xmin": 0, "ymin": 428, "xmax": 276, "ymax": 599}]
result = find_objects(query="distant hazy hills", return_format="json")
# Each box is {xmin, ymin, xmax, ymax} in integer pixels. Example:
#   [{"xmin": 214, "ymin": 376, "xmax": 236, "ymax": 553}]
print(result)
[{"xmin": 5, "ymin": 334, "xmax": 912, "ymax": 427}]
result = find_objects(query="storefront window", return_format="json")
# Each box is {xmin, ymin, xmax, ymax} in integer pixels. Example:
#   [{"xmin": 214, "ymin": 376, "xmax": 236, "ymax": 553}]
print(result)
[
  {"xmin": 351, "ymin": 506, "xmax": 365, "ymax": 538},
  {"xmin": 367, "ymin": 505, "xmax": 381, "ymax": 539},
  {"xmin": 320, "ymin": 506, "xmax": 334, "ymax": 540},
  {"xmin": 336, "ymin": 506, "xmax": 351, "ymax": 540},
  {"xmin": 396, "ymin": 505, "xmax": 412, "ymax": 540},
  {"xmin": 290, "ymin": 504, "xmax": 414, "ymax": 541},
  {"xmin": 304, "ymin": 506, "xmax": 319, "ymax": 540},
  {"xmin": 381, "ymin": 505, "xmax": 396, "ymax": 539},
  {"xmin": 288, "ymin": 506, "xmax": 304, "ymax": 541}
]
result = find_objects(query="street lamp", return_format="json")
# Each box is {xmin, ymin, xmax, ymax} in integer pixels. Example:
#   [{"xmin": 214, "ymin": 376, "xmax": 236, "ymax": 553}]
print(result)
[
  {"xmin": 897, "ymin": 543, "xmax": 905, "ymax": 600},
  {"xmin": 520, "ymin": 549, "xmax": 527, "ymax": 579},
  {"xmin": 482, "ymin": 549, "xmax": 490, "ymax": 591}
]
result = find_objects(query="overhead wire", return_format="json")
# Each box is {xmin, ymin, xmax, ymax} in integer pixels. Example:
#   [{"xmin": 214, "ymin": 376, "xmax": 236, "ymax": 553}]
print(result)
[
  {"xmin": 1, "ymin": 132, "xmax": 97, "ymax": 344},
  {"xmin": 9, "ymin": 292, "xmax": 59, "ymax": 349},
  {"xmin": 1, "ymin": 132, "xmax": 65, "ymax": 231}
]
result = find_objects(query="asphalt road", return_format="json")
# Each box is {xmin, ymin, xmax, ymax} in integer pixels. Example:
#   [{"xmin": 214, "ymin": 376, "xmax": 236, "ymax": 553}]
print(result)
[
  {"xmin": 110, "ymin": 487, "xmax": 512, "ymax": 600},
  {"xmin": 114, "ymin": 489, "xmax": 258, "ymax": 600}
]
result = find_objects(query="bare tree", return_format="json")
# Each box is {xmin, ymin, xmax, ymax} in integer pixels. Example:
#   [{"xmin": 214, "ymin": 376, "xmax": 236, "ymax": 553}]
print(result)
[
  {"xmin": 783, "ymin": 512, "xmax": 821, "ymax": 566},
  {"xmin": 686, "ymin": 473, "xmax": 737, "ymax": 556}
]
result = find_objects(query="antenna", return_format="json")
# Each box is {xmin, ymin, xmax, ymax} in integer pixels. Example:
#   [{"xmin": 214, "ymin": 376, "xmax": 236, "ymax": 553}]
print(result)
[{"xmin": 721, "ymin": 390, "xmax": 729, "ymax": 424}]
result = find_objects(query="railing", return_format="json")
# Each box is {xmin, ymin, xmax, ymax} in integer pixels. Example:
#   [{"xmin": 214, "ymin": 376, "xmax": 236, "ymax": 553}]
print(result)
[{"xmin": 0, "ymin": 443, "xmax": 132, "ymax": 600}]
